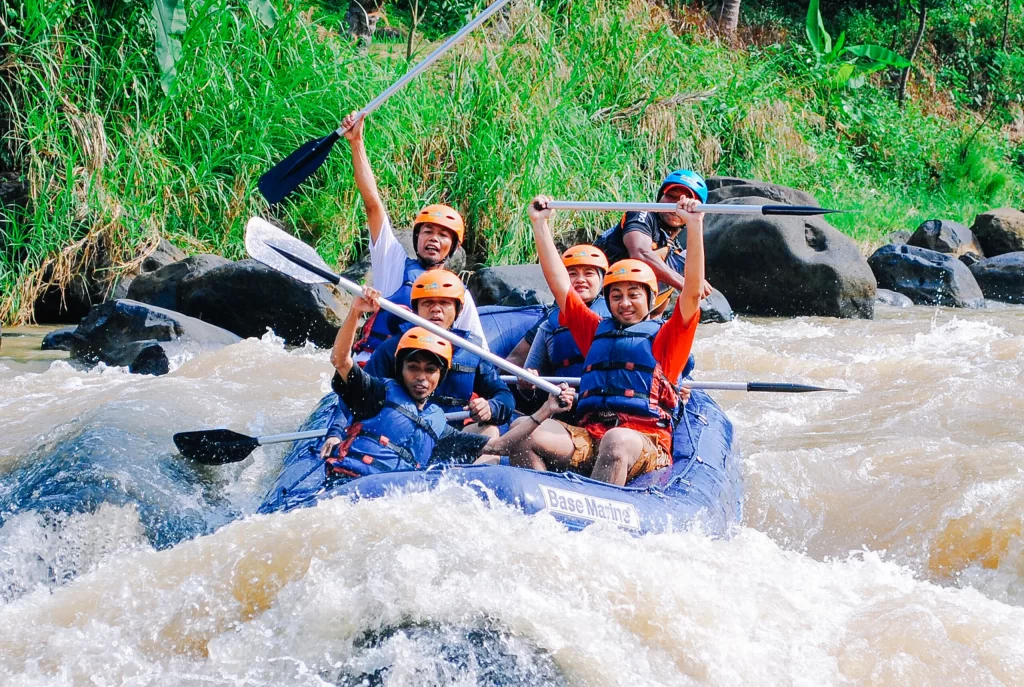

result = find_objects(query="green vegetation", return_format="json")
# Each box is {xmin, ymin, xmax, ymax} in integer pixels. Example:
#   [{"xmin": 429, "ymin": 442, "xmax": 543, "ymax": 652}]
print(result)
[{"xmin": 1, "ymin": 0, "xmax": 1022, "ymax": 323}]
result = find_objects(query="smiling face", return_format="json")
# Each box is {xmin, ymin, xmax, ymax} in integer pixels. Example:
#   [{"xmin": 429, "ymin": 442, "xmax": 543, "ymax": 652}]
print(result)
[
  {"xmin": 567, "ymin": 266, "xmax": 603, "ymax": 304},
  {"xmin": 416, "ymin": 223, "xmax": 455, "ymax": 265},
  {"xmin": 415, "ymin": 297, "xmax": 459, "ymax": 329},
  {"xmin": 657, "ymin": 184, "xmax": 698, "ymax": 229},
  {"xmin": 606, "ymin": 281, "xmax": 651, "ymax": 325},
  {"xmin": 401, "ymin": 353, "xmax": 444, "ymax": 403}
]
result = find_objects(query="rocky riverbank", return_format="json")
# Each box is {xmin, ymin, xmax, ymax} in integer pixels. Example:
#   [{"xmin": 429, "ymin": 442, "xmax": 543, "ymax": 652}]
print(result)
[{"xmin": 17, "ymin": 177, "xmax": 1024, "ymax": 376}]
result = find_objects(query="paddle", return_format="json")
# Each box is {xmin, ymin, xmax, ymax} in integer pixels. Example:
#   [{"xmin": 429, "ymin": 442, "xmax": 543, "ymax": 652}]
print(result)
[
  {"xmin": 258, "ymin": 0, "xmax": 512, "ymax": 204},
  {"xmin": 498, "ymin": 376, "xmax": 847, "ymax": 393},
  {"xmin": 544, "ymin": 200, "xmax": 844, "ymax": 216},
  {"xmin": 175, "ymin": 411, "xmax": 472, "ymax": 465},
  {"xmin": 244, "ymin": 218, "xmax": 567, "ymax": 401}
]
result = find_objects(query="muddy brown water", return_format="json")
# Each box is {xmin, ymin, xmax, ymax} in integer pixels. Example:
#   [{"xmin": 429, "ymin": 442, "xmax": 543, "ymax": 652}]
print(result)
[{"xmin": 0, "ymin": 306, "xmax": 1022, "ymax": 685}]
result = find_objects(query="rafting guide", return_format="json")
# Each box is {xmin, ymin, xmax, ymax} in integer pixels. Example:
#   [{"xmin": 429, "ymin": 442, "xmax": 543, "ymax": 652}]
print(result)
[{"xmin": 340, "ymin": 111, "xmax": 488, "ymax": 363}]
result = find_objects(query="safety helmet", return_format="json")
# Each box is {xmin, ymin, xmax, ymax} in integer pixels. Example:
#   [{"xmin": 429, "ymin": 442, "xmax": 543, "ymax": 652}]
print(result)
[
  {"xmin": 413, "ymin": 204, "xmax": 465, "ymax": 254},
  {"xmin": 561, "ymin": 244, "xmax": 609, "ymax": 274},
  {"xmin": 395, "ymin": 327, "xmax": 453, "ymax": 377},
  {"xmin": 410, "ymin": 269, "xmax": 466, "ymax": 318},
  {"xmin": 603, "ymin": 259, "xmax": 659, "ymax": 308},
  {"xmin": 658, "ymin": 170, "xmax": 708, "ymax": 204}
]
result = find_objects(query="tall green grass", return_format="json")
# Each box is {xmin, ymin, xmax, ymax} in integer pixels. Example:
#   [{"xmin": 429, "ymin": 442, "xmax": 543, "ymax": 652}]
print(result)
[{"xmin": 2, "ymin": 0, "xmax": 1022, "ymax": 323}]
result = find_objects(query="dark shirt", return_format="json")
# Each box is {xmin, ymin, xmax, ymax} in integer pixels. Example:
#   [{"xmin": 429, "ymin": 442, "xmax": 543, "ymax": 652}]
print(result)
[
  {"xmin": 327, "ymin": 365, "xmax": 488, "ymax": 461},
  {"xmin": 364, "ymin": 335, "xmax": 515, "ymax": 425},
  {"xmin": 593, "ymin": 211, "xmax": 681, "ymax": 264}
]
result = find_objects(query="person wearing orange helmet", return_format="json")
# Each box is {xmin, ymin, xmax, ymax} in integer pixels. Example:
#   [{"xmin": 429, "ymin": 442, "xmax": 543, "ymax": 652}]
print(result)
[
  {"xmin": 494, "ymin": 194, "xmax": 706, "ymax": 486},
  {"xmin": 364, "ymin": 270, "xmax": 514, "ymax": 438},
  {"xmin": 320, "ymin": 285, "xmax": 466, "ymax": 479},
  {"xmin": 340, "ymin": 111, "xmax": 488, "ymax": 362}
]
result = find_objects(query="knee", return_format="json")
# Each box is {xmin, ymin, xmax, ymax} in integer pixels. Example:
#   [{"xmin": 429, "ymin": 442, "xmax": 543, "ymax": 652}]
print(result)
[{"xmin": 598, "ymin": 428, "xmax": 638, "ymax": 461}]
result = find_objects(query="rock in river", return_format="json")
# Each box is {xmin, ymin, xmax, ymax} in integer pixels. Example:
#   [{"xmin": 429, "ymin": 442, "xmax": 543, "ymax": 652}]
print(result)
[
  {"xmin": 907, "ymin": 219, "xmax": 984, "ymax": 258},
  {"xmin": 177, "ymin": 259, "xmax": 345, "ymax": 346},
  {"xmin": 968, "ymin": 252, "xmax": 1024, "ymax": 304},
  {"xmin": 702, "ymin": 196, "xmax": 876, "ymax": 319},
  {"xmin": 127, "ymin": 254, "xmax": 231, "ymax": 311},
  {"xmin": 469, "ymin": 265, "xmax": 554, "ymax": 307},
  {"xmin": 70, "ymin": 299, "xmax": 241, "ymax": 375},
  {"xmin": 875, "ymin": 289, "xmax": 914, "ymax": 308},
  {"xmin": 970, "ymin": 208, "xmax": 1024, "ymax": 257},
  {"xmin": 867, "ymin": 244, "xmax": 985, "ymax": 308}
]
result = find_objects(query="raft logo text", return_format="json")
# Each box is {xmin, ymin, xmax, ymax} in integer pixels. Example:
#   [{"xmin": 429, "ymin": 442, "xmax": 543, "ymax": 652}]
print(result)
[{"xmin": 542, "ymin": 487, "xmax": 640, "ymax": 530}]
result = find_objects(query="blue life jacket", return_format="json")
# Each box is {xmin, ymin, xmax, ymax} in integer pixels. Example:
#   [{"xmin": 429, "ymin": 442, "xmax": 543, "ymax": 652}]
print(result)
[
  {"xmin": 354, "ymin": 257, "xmax": 425, "ymax": 355},
  {"xmin": 576, "ymin": 318, "xmax": 679, "ymax": 428},
  {"xmin": 429, "ymin": 328, "xmax": 483, "ymax": 412},
  {"xmin": 326, "ymin": 379, "xmax": 448, "ymax": 479},
  {"xmin": 543, "ymin": 296, "xmax": 610, "ymax": 377}
]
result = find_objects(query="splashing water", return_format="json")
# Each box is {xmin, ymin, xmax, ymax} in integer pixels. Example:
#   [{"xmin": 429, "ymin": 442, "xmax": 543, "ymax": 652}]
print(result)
[{"xmin": 0, "ymin": 305, "xmax": 1022, "ymax": 684}]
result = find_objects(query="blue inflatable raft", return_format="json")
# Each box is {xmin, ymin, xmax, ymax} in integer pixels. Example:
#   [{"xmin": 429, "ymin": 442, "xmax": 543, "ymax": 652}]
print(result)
[{"xmin": 257, "ymin": 307, "xmax": 744, "ymax": 535}]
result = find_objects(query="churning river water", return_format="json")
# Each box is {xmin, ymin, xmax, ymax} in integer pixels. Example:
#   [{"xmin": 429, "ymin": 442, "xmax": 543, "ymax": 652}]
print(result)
[{"xmin": 0, "ymin": 304, "xmax": 1022, "ymax": 686}]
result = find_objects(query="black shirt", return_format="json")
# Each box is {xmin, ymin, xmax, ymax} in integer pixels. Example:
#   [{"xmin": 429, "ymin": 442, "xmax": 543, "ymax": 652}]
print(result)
[{"xmin": 593, "ymin": 211, "xmax": 679, "ymax": 264}]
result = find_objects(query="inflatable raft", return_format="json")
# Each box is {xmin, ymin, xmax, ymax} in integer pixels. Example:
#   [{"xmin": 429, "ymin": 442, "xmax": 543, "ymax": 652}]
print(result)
[{"xmin": 257, "ymin": 307, "xmax": 744, "ymax": 535}]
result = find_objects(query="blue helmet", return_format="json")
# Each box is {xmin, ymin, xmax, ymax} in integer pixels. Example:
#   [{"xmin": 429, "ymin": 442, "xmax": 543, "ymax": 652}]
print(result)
[{"xmin": 658, "ymin": 170, "xmax": 708, "ymax": 203}]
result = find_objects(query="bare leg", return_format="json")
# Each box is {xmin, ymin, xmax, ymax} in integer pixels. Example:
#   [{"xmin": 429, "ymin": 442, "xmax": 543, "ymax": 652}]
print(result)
[
  {"xmin": 465, "ymin": 423, "xmax": 501, "ymax": 464},
  {"xmin": 589, "ymin": 427, "xmax": 644, "ymax": 486},
  {"xmin": 508, "ymin": 419, "xmax": 575, "ymax": 472}
]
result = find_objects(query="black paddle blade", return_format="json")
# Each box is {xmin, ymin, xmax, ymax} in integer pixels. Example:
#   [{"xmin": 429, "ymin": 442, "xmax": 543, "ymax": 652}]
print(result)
[
  {"xmin": 258, "ymin": 131, "xmax": 341, "ymax": 204},
  {"xmin": 746, "ymin": 382, "xmax": 847, "ymax": 393},
  {"xmin": 173, "ymin": 429, "xmax": 260, "ymax": 465},
  {"xmin": 760, "ymin": 205, "xmax": 846, "ymax": 216}
]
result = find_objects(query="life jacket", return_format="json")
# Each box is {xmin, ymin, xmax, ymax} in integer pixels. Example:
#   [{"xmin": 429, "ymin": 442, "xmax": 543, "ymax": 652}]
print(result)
[
  {"xmin": 429, "ymin": 328, "xmax": 483, "ymax": 413},
  {"xmin": 325, "ymin": 379, "xmax": 448, "ymax": 479},
  {"xmin": 576, "ymin": 318, "xmax": 679, "ymax": 429},
  {"xmin": 543, "ymin": 296, "xmax": 610, "ymax": 376},
  {"xmin": 353, "ymin": 257, "xmax": 425, "ymax": 355}
]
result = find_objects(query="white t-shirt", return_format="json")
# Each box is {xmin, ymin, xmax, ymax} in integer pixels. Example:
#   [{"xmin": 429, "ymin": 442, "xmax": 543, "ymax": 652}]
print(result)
[{"xmin": 368, "ymin": 214, "xmax": 489, "ymax": 350}]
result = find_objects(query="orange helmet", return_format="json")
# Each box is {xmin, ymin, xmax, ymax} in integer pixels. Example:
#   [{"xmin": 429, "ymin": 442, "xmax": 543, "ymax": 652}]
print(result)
[
  {"xmin": 603, "ymin": 259, "xmax": 658, "ymax": 306},
  {"xmin": 561, "ymin": 244, "xmax": 609, "ymax": 273},
  {"xmin": 410, "ymin": 269, "xmax": 465, "ymax": 317},
  {"xmin": 413, "ymin": 204, "xmax": 465, "ymax": 252},
  {"xmin": 395, "ymin": 327, "xmax": 453, "ymax": 376}
]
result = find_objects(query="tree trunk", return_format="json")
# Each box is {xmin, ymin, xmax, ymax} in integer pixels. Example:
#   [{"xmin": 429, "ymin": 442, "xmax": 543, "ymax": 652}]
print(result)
[
  {"xmin": 890, "ymin": 0, "xmax": 903, "ymax": 51},
  {"xmin": 898, "ymin": 0, "xmax": 927, "ymax": 106},
  {"xmin": 719, "ymin": 0, "xmax": 741, "ymax": 40},
  {"xmin": 345, "ymin": 0, "xmax": 386, "ymax": 45},
  {"xmin": 1003, "ymin": 0, "xmax": 1011, "ymax": 52}
]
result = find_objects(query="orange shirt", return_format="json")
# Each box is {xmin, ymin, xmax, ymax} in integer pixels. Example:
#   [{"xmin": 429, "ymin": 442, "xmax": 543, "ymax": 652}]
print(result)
[{"xmin": 559, "ymin": 289, "xmax": 699, "ymax": 452}]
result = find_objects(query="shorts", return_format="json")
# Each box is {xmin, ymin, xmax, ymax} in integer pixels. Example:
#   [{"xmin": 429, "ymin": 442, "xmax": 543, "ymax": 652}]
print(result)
[{"xmin": 554, "ymin": 421, "xmax": 672, "ymax": 482}]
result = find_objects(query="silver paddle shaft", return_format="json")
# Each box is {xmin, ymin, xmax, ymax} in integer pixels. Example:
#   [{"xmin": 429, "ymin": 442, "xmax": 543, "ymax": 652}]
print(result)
[
  {"xmin": 547, "ymin": 201, "xmax": 766, "ymax": 214},
  {"xmin": 499, "ymin": 376, "xmax": 750, "ymax": 391},
  {"xmin": 256, "ymin": 411, "xmax": 472, "ymax": 446},
  {"xmin": 335, "ymin": 0, "xmax": 512, "ymax": 136}
]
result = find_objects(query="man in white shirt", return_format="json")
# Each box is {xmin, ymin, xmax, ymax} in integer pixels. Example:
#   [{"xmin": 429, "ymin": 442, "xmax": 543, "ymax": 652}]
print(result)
[{"xmin": 340, "ymin": 111, "xmax": 489, "ymax": 363}]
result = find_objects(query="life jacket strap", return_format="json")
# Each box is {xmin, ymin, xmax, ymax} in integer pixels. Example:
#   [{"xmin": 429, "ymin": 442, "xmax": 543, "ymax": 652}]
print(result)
[
  {"xmin": 384, "ymin": 401, "xmax": 441, "ymax": 441},
  {"xmin": 583, "ymin": 360, "xmax": 657, "ymax": 374}
]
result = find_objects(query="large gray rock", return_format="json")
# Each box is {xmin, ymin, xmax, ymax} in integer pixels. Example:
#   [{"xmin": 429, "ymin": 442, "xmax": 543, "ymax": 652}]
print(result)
[
  {"xmin": 468, "ymin": 265, "xmax": 554, "ymax": 307},
  {"xmin": 69, "ymin": 300, "xmax": 241, "ymax": 375},
  {"xmin": 178, "ymin": 259, "xmax": 346, "ymax": 346},
  {"xmin": 968, "ymin": 252, "xmax": 1024, "ymax": 304},
  {"xmin": 908, "ymin": 219, "xmax": 984, "ymax": 258},
  {"xmin": 970, "ymin": 208, "xmax": 1024, "ymax": 257},
  {"xmin": 702, "ymin": 196, "xmax": 875, "ymax": 319},
  {"xmin": 127, "ymin": 255, "xmax": 231, "ymax": 311},
  {"xmin": 705, "ymin": 177, "xmax": 820, "ymax": 208},
  {"xmin": 875, "ymin": 288, "xmax": 914, "ymax": 308},
  {"xmin": 867, "ymin": 244, "xmax": 985, "ymax": 308},
  {"xmin": 41, "ymin": 326, "xmax": 79, "ymax": 351},
  {"xmin": 699, "ymin": 287, "xmax": 735, "ymax": 323},
  {"xmin": 141, "ymin": 238, "xmax": 187, "ymax": 273},
  {"xmin": 884, "ymin": 230, "xmax": 912, "ymax": 246}
]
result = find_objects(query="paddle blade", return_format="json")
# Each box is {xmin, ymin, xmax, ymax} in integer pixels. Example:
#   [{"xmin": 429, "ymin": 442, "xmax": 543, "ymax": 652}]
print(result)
[
  {"xmin": 258, "ymin": 132, "xmax": 341, "ymax": 204},
  {"xmin": 746, "ymin": 382, "xmax": 847, "ymax": 393},
  {"xmin": 173, "ymin": 429, "xmax": 260, "ymax": 465},
  {"xmin": 760, "ymin": 205, "xmax": 846, "ymax": 216},
  {"xmin": 245, "ymin": 217, "xmax": 337, "ymax": 284}
]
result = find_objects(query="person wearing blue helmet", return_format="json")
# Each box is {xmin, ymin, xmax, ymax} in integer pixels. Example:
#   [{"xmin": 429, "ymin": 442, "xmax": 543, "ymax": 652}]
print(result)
[{"xmin": 593, "ymin": 169, "xmax": 712, "ymax": 309}]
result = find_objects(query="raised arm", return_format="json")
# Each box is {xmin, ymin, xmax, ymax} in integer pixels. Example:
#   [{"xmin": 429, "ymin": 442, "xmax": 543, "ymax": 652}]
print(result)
[
  {"xmin": 674, "ymin": 199, "xmax": 705, "ymax": 324},
  {"xmin": 341, "ymin": 112, "xmax": 387, "ymax": 242},
  {"xmin": 623, "ymin": 231, "xmax": 685, "ymax": 291},
  {"xmin": 330, "ymin": 286, "xmax": 381, "ymax": 379},
  {"xmin": 529, "ymin": 195, "xmax": 572, "ymax": 311}
]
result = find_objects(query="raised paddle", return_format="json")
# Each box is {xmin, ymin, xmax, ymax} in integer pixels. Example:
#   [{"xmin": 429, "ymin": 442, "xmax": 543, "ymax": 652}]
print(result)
[
  {"xmin": 175, "ymin": 411, "xmax": 472, "ymax": 465},
  {"xmin": 498, "ymin": 376, "xmax": 847, "ymax": 393},
  {"xmin": 258, "ymin": 0, "xmax": 512, "ymax": 204},
  {"xmin": 244, "ymin": 218, "xmax": 568, "ymax": 402},
  {"xmin": 542, "ymin": 200, "xmax": 844, "ymax": 216}
]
